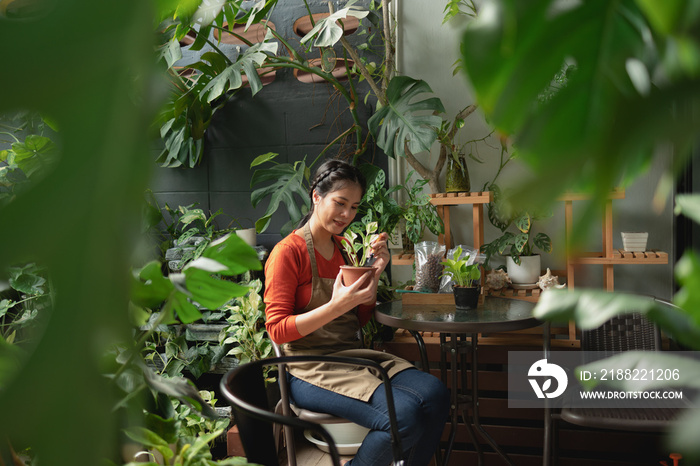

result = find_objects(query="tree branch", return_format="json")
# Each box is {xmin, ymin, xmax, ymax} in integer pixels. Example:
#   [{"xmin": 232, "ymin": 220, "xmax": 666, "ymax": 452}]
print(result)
[{"xmin": 382, "ymin": 0, "xmax": 394, "ymax": 91}]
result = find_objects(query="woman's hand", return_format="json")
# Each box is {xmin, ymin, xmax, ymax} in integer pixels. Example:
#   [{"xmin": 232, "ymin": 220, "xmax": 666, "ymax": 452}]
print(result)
[
  {"xmin": 369, "ymin": 232, "xmax": 390, "ymax": 275},
  {"xmin": 330, "ymin": 268, "xmax": 378, "ymax": 313}
]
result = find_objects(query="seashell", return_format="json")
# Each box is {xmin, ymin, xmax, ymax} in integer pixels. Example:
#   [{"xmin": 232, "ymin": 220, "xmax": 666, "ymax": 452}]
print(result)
[
  {"xmin": 537, "ymin": 268, "xmax": 566, "ymax": 291},
  {"xmin": 486, "ymin": 269, "xmax": 511, "ymax": 290}
]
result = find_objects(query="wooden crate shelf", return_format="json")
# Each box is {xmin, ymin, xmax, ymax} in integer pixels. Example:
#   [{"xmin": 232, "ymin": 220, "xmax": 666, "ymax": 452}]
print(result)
[
  {"xmin": 570, "ymin": 249, "xmax": 669, "ymax": 265},
  {"xmin": 484, "ymin": 286, "xmax": 542, "ymax": 303},
  {"xmin": 429, "ymin": 191, "xmax": 493, "ymax": 205}
]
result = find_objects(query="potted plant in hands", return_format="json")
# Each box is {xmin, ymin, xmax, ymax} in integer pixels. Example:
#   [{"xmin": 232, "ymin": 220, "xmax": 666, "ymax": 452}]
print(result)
[
  {"xmin": 340, "ymin": 221, "xmax": 381, "ymax": 289},
  {"xmin": 481, "ymin": 211, "xmax": 552, "ymax": 286},
  {"xmin": 440, "ymin": 246, "xmax": 482, "ymax": 310}
]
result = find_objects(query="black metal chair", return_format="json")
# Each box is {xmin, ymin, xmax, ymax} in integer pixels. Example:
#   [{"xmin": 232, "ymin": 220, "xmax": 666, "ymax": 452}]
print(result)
[
  {"xmin": 543, "ymin": 298, "xmax": 686, "ymax": 465},
  {"xmin": 270, "ymin": 341, "xmax": 363, "ymax": 466},
  {"xmin": 220, "ymin": 355, "xmax": 405, "ymax": 466}
]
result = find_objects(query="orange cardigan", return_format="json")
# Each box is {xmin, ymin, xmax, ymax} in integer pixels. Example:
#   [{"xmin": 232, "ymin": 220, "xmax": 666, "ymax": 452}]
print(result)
[{"xmin": 264, "ymin": 232, "xmax": 374, "ymax": 344}]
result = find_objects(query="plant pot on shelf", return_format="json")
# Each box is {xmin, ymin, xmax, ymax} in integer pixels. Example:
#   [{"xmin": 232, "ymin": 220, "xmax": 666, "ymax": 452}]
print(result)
[
  {"xmin": 506, "ymin": 255, "xmax": 541, "ymax": 286},
  {"xmin": 621, "ymin": 232, "xmax": 648, "ymax": 252},
  {"xmin": 445, "ymin": 154, "xmax": 470, "ymax": 193},
  {"xmin": 453, "ymin": 285, "xmax": 480, "ymax": 310},
  {"xmin": 340, "ymin": 266, "xmax": 375, "ymax": 289},
  {"xmin": 235, "ymin": 228, "xmax": 257, "ymax": 247}
]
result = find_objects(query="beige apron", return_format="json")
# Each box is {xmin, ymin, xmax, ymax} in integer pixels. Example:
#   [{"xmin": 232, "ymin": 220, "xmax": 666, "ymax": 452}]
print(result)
[{"xmin": 282, "ymin": 223, "xmax": 414, "ymax": 402}]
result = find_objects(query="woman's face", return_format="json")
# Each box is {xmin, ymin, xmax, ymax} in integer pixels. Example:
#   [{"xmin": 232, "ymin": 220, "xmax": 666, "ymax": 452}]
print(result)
[{"xmin": 312, "ymin": 182, "xmax": 363, "ymax": 236}]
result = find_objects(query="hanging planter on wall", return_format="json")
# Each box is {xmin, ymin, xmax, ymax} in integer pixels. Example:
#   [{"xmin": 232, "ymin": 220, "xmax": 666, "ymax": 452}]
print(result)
[
  {"xmin": 294, "ymin": 58, "xmax": 355, "ymax": 83},
  {"xmin": 293, "ymin": 12, "xmax": 359, "ymax": 37},
  {"xmin": 213, "ymin": 20, "xmax": 277, "ymax": 45},
  {"xmin": 178, "ymin": 29, "xmax": 197, "ymax": 47}
]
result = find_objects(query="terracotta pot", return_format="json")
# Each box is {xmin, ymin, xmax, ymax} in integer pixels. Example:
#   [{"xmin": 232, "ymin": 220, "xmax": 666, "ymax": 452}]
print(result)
[
  {"xmin": 340, "ymin": 266, "xmax": 375, "ymax": 289},
  {"xmin": 453, "ymin": 286, "xmax": 480, "ymax": 310}
]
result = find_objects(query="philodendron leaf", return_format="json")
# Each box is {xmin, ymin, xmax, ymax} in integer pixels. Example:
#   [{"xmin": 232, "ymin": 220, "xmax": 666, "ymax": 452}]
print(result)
[
  {"xmin": 142, "ymin": 366, "xmax": 218, "ymax": 419},
  {"xmin": 124, "ymin": 426, "xmax": 173, "ymax": 461},
  {"xmin": 201, "ymin": 234, "xmax": 262, "ymax": 275},
  {"xmin": 184, "ymin": 268, "xmax": 250, "ymax": 310},
  {"xmin": 675, "ymin": 194, "xmax": 700, "ymax": 226},
  {"xmin": 131, "ymin": 261, "xmax": 174, "ymax": 308},
  {"xmin": 534, "ymin": 289, "xmax": 700, "ymax": 350},
  {"xmin": 250, "ymin": 151, "xmax": 279, "ymax": 168},
  {"xmin": 368, "ymin": 76, "xmax": 445, "ymax": 159},
  {"xmin": 674, "ymin": 250, "xmax": 700, "ymax": 328}
]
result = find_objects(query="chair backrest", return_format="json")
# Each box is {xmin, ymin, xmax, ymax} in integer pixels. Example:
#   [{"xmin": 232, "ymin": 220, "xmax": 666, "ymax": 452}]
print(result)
[
  {"xmin": 220, "ymin": 357, "xmax": 343, "ymax": 466},
  {"xmin": 582, "ymin": 312, "xmax": 660, "ymax": 354}
]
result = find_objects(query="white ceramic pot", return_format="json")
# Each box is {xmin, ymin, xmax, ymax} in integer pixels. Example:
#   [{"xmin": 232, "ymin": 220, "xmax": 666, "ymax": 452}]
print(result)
[
  {"xmin": 506, "ymin": 255, "xmax": 541, "ymax": 285},
  {"xmin": 621, "ymin": 232, "xmax": 648, "ymax": 252},
  {"xmin": 235, "ymin": 228, "xmax": 257, "ymax": 247},
  {"xmin": 304, "ymin": 421, "xmax": 370, "ymax": 455}
]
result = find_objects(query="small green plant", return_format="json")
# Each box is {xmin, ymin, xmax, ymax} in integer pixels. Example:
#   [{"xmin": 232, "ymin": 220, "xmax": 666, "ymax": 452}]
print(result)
[
  {"xmin": 341, "ymin": 221, "xmax": 379, "ymax": 267},
  {"xmin": 357, "ymin": 165, "xmax": 404, "ymax": 239},
  {"xmin": 220, "ymin": 279, "xmax": 274, "ymax": 383},
  {"xmin": 0, "ymin": 263, "xmax": 50, "ymax": 347},
  {"xmin": 171, "ymin": 390, "xmax": 230, "ymax": 439},
  {"xmin": 401, "ymin": 171, "xmax": 444, "ymax": 245},
  {"xmin": 440, "ymin": 246, "xmax": 481, "ymax": 288}
]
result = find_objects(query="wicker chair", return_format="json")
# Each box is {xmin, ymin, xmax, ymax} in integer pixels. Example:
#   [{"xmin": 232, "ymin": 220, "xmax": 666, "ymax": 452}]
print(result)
[{"xmin": 543, "ymin": 298, "xmax": 686, "ymax": 465}]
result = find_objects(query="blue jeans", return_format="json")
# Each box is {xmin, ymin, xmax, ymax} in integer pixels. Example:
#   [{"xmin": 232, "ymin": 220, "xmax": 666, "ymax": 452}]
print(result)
[{"xmin": 289, "ymin": 368, "xmax": 450, "ymax": 466}]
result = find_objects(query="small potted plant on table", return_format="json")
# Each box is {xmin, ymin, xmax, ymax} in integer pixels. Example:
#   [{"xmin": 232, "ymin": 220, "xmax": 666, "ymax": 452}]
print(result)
[
  {"xmin": 440, "ymin": 246, "xmax": 482, "ymax": 310},
  {"xmin": 340, "ymin": 220, "xmax": 380, "ymax": 288}
]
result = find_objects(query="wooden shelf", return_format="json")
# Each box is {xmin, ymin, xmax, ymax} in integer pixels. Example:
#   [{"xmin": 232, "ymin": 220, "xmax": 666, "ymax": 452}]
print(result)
[
  {"xmin": 557, "ymin": 189, "xmax": 626, "ymax": 202},
  {"xmin": 570, "ymin": 249, "xmax": 668, "ymax": 265},
  {"xmin": 429, "ymin": 191, "xmax": 493, "ymax": 206},
  {"xmin": 484, "ymin": 287, "xmax": 542, "ymax": 303},
  {"xmin": 391, "ymin": 253, "xmax": 415, "ymax": 265}
]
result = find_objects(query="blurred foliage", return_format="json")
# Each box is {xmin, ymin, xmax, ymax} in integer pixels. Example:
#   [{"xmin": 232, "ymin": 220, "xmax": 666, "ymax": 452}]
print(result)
[
  {"xmin": 461, "ymin": 0, "xmax": 700, "ymax": 460},
  {"xmin": 462, "ymin": 0, "xmax": 700, "ymax": 233},
  {"xmin": 0, "ymin": 0, "xmax": 157, "ymax": 464}
]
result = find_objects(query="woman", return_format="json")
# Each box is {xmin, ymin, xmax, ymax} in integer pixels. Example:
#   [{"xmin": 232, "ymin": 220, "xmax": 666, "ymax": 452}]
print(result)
[{"xmin": 264, "ymin": 159, "xmax": 449, "ymax": 466}]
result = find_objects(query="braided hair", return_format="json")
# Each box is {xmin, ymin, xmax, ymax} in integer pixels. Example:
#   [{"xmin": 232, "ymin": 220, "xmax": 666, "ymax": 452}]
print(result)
[{"xmin": 297, "ymin": 159, "xmax": 366, "ymax": 228}]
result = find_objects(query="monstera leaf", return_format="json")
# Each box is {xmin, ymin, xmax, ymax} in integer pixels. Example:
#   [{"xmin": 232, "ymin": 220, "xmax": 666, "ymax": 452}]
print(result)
[
  {"xmin": 200, "ymin": 37, "xmax": 278, "ymax": 102},
  {"xmin": 368, "ymin": 76, "xmax": 445, "ymax": 159},
  {"xmin": 250, "ymin": 154, "xmax": 310, "ymax": 235},
  {"xmin": 300, "ymin": 0, "xmax": 369, "ymax": 47}
]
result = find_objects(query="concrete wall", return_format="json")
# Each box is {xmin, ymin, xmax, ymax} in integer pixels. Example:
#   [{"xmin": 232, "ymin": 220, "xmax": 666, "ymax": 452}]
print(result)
[{"xmin": 148, "ymin": 0, "xmax": 385, "ymax": 251}]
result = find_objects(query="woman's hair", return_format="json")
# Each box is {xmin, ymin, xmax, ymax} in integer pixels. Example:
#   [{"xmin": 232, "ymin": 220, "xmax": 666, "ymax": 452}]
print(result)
[{"xmin": 297, "ymin": 159, "xmax": 366, "ymax": 228}]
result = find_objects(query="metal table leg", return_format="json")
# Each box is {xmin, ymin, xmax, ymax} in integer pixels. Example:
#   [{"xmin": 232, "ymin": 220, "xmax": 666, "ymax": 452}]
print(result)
[
  {"xmin": 470, "ymin": 332, "xmax": 514, "ymax": 466},
  {"xmin": 408, "ymin": 330, "xmax": 443, "ymax": 466},
  {"xmin": 440, "ymin": 333, "xmax": 482, "ymax": 466}
]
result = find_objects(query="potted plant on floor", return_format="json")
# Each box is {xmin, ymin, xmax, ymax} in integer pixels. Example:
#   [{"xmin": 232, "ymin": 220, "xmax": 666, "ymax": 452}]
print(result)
[
  {"xmin": 440, "ymin": 246, "xmax": 481, "ymax": 310},
  {"xmin": 340, "ymin": 220, "xmax": 380, "ymax": 288},
  {"xmin": 481, "ymin": 209, "xmax": 552, "ymax": 286}
]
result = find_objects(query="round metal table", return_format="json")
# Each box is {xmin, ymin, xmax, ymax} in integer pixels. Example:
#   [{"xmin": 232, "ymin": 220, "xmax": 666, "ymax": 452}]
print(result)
[{"xmin": 375, "ymin": 296, "xmax": 543, "ymax": 466}]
